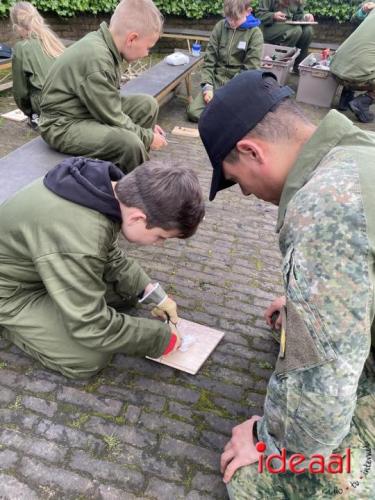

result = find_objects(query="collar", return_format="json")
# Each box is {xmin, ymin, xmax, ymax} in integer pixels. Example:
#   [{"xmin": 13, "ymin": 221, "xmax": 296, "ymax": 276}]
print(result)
[
  {"xmin": 99, "ymin": 22, "xmax": 123, "ymax": 65},
  {"xmin": 276, "ymin": 110, "xmax": 355, "ymax": 232}
]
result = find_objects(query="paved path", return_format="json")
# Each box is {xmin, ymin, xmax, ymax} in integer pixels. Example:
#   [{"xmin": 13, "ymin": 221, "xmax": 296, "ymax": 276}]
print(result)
[{"xmin": 0, "ymin": 74, "xmax": 374, "ymax": 499}]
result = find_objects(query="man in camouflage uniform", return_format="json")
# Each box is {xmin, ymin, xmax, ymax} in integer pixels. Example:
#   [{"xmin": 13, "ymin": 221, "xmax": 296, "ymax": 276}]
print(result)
[
  {"xmin": 331, "ymin": 6, "xmax": 375, "ymax": 123},
  {"xmin": 198, "ymin": 70, "xmax": 375, "ymax": 498},
  {"xmin": 256, "ymin": 0, "xmax": 314, "ymax": 72}
]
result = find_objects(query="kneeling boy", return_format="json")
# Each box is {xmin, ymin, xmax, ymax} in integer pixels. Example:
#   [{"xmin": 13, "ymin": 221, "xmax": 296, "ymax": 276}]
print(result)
[{"xmin": 0, "ymin": 158, "xmax": 205, "ymax": 379}]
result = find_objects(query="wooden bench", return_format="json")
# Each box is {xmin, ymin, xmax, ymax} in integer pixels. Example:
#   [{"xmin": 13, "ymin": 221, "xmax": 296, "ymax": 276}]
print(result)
[
  {"xmin": 121, "ymin": 52, "xmax": 203, "ymax": 104},
  {"xmin": 309, "ymin": 42, "xmax": 340, "ymax": 53},
  {"xmin": 161, "ymin": 27, "xmax": 211, "ymax": 52},
  {"xmin": 0, "ymin": 57, "xmax": 12, "ymax": 92}
]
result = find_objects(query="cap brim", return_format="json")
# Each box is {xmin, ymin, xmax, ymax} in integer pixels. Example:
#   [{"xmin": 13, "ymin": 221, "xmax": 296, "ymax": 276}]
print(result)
[{"xmin": 209, "ymin": 157, "xmax": 236, "ymax": 201}]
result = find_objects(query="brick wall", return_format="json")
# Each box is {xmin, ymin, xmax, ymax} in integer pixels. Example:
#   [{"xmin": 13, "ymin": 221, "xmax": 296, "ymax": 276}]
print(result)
[{"xmin": 0, "ymin": 13, "xmax": 355, "ymax": 48}]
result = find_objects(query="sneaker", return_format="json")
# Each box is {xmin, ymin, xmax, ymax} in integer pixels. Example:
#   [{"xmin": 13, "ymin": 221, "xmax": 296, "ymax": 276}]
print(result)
[
  {"xmin": 348, "ymin": 94, "xmax": 374, "ymax": 123},
  {"xmin": 337, "ymin": 88, "xmax": 354, "ymax": 111}
]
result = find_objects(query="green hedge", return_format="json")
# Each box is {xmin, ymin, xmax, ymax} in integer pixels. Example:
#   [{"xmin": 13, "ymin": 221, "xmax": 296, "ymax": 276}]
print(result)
[{"xmin": 0, "ymin": 0, "xmax": 362, "ymax": 22}]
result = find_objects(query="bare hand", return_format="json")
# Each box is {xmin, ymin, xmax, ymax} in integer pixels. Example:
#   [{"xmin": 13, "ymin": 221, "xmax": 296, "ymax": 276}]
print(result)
[
  {"xmin": 273, "ymin": 11, "xmax": 287, "ymax": 22},
  {"xmin": 303, "ymin": 13, "xmax": 315, "ymax": 21},
  {"xmin": 264, "ymin": 295, "xmax": 286, "ymax": 330},
  {"xmin": 150, "ymin": 132, "xmax": 167, "ymax": 150},
  {"xmin": 363, "ymin": 2, "xmax": 375, "ymax": 12},
  {"xmin": 221, "ymin": 416, "xmax": 262, "ymax": 483},
  {"xmin": 203, "ymin": 90, "xmax": 213, "ymax": 104}
]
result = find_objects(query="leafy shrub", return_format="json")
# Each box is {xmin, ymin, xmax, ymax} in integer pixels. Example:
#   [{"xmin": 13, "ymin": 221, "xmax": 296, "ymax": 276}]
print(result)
[{"xmin": 0, "ymin": 0, "xmax": 363, "ymax": 22}]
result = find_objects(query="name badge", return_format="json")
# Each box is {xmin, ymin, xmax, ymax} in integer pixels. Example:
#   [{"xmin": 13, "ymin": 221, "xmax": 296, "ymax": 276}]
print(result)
[{"xmin": 237, "ymin": 40, "xmax": 247, "ymax": 50}]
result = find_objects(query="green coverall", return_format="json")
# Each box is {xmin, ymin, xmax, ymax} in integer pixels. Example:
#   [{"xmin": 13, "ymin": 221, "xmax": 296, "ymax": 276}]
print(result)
[
  {"xmin": 12, "ymin": 37, "xmax": 55, "ymax": 117},
  {"xmin": 256, "ymin": 0, "xmax": 313, "ymax": 70},
  {"xmin": 187, "ymin": 19, "xmax": 263, "ymax": 122},
  {"xmin": 330, "ymin": 9, "xmax": 375, "ymax": 91},
  {"xmin": 0, "ymin": 179, "xmax": 171, "ymax": 379},
  {"xmin": 39, "ymin": 23, "xmax": 157, "ymax": 173}
]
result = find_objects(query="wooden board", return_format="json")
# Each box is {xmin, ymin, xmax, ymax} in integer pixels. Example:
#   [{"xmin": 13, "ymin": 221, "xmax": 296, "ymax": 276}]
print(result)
[
  {"xmin": 146, "ymin": 318, "xmax": 225, "ymax": 375},
  {"xmin": 285, "ymin": 21, "xmax": 318, "ymax": 25},
  {"xmin": 1, "ymin": 108, "xmax": 27, "ymax": 122},
  {"xmin": 120, "ymin": 55, "xmax": 203, "ymax": 101},
  {"xmin": 171, "ymin": 126, "xmax": 200, "ymax": 138}
]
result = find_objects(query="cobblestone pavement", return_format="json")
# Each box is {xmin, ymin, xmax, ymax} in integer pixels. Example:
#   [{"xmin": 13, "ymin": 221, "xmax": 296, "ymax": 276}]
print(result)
[{"xmin": 1, "ymin": 71, "xmax": 375, "ymax": 499}]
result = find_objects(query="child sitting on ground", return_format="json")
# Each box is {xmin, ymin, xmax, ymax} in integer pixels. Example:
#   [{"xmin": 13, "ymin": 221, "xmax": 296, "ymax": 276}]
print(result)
[
  {"xmin": 187, "ymin": 0, "xmax": 263, "ymax": 122},
  {"xmin": 0, "ymin": 158, "xmax": 205, "ymax": 379},
  {"xmin": 10, "ymin": 1, "xmax": 64, "ymax": 129}
]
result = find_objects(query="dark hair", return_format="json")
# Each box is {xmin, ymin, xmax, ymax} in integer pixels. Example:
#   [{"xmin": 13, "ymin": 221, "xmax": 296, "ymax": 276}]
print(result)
[
  {"xmin": 225, "ymin": 97, "xmax": 311, "ymax": 164},
  {"xmin": 115, "ymin": 161, "xmax": 205, "ymax": 238}
]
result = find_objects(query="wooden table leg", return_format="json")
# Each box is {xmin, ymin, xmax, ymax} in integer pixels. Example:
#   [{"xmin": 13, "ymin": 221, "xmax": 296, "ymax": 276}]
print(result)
[{"xmin": 185, "ymin": 74, "xmax": 193, "ymax": 103}]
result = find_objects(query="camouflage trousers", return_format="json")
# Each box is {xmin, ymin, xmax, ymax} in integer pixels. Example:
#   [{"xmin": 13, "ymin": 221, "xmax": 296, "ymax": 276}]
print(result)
[
  {"xmin": 334, "ymin": 76, "xmax": 375, "ymax": 93},
  {"xmin": 227, "ymin": 358, "xmax": 375, "ymax": 500}
]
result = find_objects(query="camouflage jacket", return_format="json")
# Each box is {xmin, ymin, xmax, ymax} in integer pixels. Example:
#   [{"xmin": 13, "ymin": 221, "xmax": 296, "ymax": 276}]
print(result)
[{"xmin": 258, "ymin": 110, "xmax": 375, "ymax": 457}]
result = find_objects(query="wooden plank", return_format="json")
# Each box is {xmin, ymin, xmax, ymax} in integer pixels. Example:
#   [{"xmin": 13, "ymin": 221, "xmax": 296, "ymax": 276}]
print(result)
[
  {"xmin": 161, "ymin": 33, "xmax": 210, "ymax": 42},
  {"xmin": 146, "ymin": 318, "xmax": 225, "ymax": 375},
  {"xmin": 0, "ymin": 62, "xmax": 12, "ymax": 70},
  {"xmin": 172, "ymin": 126, "xmax": 200, "ymax": 138},
  {"xmin": 120, "ymin": 54, "xmax": 203, "ymax": 102},
  {"xmin": 0, "ymin": 81, "xmax": 13, "ymax": 92},
  {"xmin": 1, "ymin": 108, "xmax": 27, "ymax": 122}
]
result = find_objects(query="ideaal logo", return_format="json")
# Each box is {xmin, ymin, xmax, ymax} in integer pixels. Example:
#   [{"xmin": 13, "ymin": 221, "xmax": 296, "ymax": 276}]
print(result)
[{"xmin": 256, "ymin": 442, "xmax": 351, "ymax": 474}]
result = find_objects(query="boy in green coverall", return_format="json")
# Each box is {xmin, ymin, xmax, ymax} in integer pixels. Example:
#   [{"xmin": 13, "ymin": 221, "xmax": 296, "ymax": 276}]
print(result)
[
  {"xmin": 187, "ymin": 0, "xmax": 263, "ymax": 122},
  {"xmin": 256, "ymin": 0, "xmax": 314, "ymax": 73},
  {"xmin": 0, "ymin": 158, "xmax": 205, "ymax": 379},
  {"xmin": 39, "ymin": 0, "xmax": 167, "ymax": 173}
]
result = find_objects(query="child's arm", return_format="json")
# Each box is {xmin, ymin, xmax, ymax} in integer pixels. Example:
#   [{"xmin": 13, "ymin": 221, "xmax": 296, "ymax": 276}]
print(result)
[
  {"xmin": 12, "ymin": 44, "xmax": 33, "ymax": 116},
  {"xmin": 241, "ymin": 28, "xmax": 264, "ymax": 72},
  {"xmin": 200, "ymin": 21, "xmax": 222, "ymax": 88},
  {"xmin": 256, "ymin": 0, "xmax": 277, "ymax": 26}
]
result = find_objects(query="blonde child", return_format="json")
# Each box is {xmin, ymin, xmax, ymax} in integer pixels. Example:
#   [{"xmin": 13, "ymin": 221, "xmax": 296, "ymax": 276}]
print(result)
[
  {"xmin": 10, "ymin": 2, "xmax": 64, "ymax": 128},
  {"xmin": 187, "ymin": 0, "xmax": 263, "ymax": 122}
]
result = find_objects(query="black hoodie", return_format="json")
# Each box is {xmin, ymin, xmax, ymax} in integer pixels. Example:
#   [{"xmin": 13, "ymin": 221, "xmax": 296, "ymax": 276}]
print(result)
[{"xmin": 43, "ymin": 157, "xmax": 124, "ymax": 223}]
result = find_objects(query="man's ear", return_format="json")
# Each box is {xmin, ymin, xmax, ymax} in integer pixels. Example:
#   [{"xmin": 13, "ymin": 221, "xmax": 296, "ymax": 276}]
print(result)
[
  {"xmin": 126, "ymin": 207, "xmax": 147, "ymax": 225},
  {"xmin": 235, "ymin": 137, "xmax": 266, "ymax": 164}
]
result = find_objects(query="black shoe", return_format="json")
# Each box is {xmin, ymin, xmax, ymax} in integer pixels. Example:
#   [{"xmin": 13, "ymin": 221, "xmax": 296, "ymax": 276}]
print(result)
[
  {"xmin": 348, "ymin": 94, "xmax": 374, "ymax": 123},
  {"xmin": 338, "ymin": 88, "xmax": 354, "ymax": 111}
]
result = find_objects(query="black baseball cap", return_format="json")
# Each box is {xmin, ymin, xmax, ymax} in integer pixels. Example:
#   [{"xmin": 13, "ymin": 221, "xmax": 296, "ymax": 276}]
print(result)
[{"xmin": 198, "ymin": 70, "xmax": 293, "ymax": 201}]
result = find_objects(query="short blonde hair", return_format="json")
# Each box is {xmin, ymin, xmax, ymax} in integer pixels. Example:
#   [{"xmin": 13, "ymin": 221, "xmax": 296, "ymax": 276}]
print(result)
[
  {"xmin": 10, "ymin": 1, "xmax": 64, "ymax": 58},
  {"xmin": 224, "ymin": 0, "xmax": 252, "ymax": 20},
  {"xmin": 110, "ymin": 0, "xmax": 163, "ymax": 37}
]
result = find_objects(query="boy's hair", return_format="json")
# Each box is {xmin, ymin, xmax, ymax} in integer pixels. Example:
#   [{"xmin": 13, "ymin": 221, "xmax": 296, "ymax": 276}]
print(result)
[
  {"xmin": 115, "ymin": 161, "xmax": 205, "ymax": 238},
  {"xmin": 10, "ymin": 2, "xmax": 64, "ymax": 58},
  {"xmin": 224, "ymin": 0, "xmax": 252, "ymax": 20},
  {"xmin": 110, "ymin": 0, "xmax": 164, "ymax": 37}
]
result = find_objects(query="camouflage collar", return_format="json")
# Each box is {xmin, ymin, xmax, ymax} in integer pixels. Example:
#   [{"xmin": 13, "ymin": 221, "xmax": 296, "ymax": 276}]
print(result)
[
  {"xmin": 99, "ymin": 22, "xmax": 123, "ymax": 65},
  {"xmin": 277, "ymin": 110, "xmax": 355, "ymax": 232}
]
